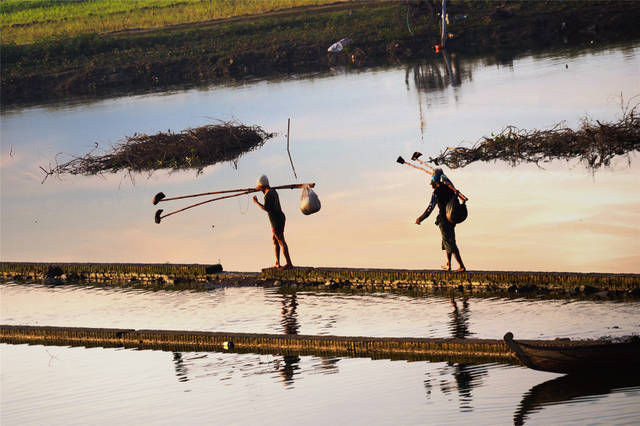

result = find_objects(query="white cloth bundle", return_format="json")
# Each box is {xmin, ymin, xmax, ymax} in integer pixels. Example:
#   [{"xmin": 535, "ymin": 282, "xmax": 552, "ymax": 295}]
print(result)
[{"xmin": 300, "ymin": 184, "xmax": 321, "ymax": 215}]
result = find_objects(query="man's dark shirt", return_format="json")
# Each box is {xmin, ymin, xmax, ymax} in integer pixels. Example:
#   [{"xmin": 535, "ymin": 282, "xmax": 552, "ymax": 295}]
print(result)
[
  {"xmin": 264, "ymin": 189, "xmax": 285, "ymax": 231},
  {"xmin": 424, "ymin": 184, "xmax": 456, "ymax": 220}
]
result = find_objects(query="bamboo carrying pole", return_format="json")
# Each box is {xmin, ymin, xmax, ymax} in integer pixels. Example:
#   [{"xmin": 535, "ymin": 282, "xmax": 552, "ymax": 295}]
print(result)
[
  {"xmin": 397, "ymin": 156, "xmax": 467, "ymax": 202},
  {"xmin": 154, "ymin": 183, "xmax": 315, "ymax": 224},
  {"xmin": 153, "ymin": 183, "xmax": 315, "ymax": 205}
]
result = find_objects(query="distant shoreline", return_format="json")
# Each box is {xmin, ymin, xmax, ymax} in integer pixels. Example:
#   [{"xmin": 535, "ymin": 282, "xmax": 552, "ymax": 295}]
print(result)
[{"xmin": 3, "ymin": 1, "xmax": 640, "ymax": 107}]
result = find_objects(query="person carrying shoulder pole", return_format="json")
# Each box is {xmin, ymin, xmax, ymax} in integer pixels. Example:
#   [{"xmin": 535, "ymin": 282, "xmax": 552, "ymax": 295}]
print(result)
[
  {"xmin": 415, "ymin": 168, "xmax": 466, "ymax": 272},
  {"xmin": 252, "ymin": 175, "xmax": 293, "ymax": 270}
]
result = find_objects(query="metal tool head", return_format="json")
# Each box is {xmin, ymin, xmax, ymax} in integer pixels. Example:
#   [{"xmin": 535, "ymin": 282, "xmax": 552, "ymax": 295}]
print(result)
[
  {"xmin": 396, "ymin": 156, "xmax": 405, "ymax": 164},
  {"xmin": 411, "ymin": 152, "xmax": 422, "ymax": 161},
  {"xmin": 152, "ymin": 192, "xmax": 166, "ymax": 205},
  {"xmin": 155, "ymin": 209, "xmax": 163, "ymax": 224}
]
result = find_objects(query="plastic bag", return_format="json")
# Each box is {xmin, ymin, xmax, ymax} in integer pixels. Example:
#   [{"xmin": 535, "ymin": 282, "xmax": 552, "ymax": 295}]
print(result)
[
  {"xmin": 300, "ymin": 184, "xmax": 321, "ymax": 215},
  {"xmin": 446, "ymin": 196, "xmax": 468, "ymax": 224},
  {"xmin": 327, "ymin": 37, "xmax": 352, "ymax": 53}
]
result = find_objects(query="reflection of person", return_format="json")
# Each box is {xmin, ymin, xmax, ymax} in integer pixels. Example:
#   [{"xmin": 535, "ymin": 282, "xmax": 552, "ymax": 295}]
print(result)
[
  {"xmin": 278, "ymin": 355, "xmax": 301, "ymax": 386},
  {"xmin": 449, "ymin": 296, "xmax": 470, "ymax": 339},
  {"xmin": 281, "ymin": 293, "xmax": 300, "ymax": 335},
  {"xmin": 277, "ymin": 292, "xmax": 300, "ymax": 385},
  {"xmin": 172, "ymin": 352, "xmax": 189, "ymax": 383},
  {"xmin": 415, "ymin": 168, "xmax": 466, "ymax": 272},
  {"xmin": 252, "ymin": 174, "xmax": 293, "ymax": 269}
]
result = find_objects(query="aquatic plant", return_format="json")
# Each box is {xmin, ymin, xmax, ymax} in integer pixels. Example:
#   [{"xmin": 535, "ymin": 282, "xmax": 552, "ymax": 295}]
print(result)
[
  {"xmin": 40, "ymin": 121, "xmax": 274, "ymax": 181},
  {"xmin": 429, "ymin": 101, "xmax": 640, "ymax": 171}
]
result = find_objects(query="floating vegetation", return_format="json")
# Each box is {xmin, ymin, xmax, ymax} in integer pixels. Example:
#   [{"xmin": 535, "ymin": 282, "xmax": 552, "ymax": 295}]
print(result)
[
  {"xmin": 429, "ymin": 102, "xmax": 640, "ymax": 171},
  {"xmin": 41, "ymin": 121, "xmax": 275, "ymax": 182}
]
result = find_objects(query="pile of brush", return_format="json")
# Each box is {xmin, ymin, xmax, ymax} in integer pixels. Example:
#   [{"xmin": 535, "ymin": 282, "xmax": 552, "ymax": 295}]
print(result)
[
  {"xmin": 41, "ymin": 121, "xmax": 274, "ymax": 181},
  {"xmin": 429, "ymin": 103, "xmax": 639, "ymax": 171}
]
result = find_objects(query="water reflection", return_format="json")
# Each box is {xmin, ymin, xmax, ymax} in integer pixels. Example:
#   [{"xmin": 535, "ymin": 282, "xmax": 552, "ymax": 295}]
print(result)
[
  {"xmin": 4, "ymin": 341, "xmax": 640, "ymax": 425},
  {"xmin": 2, "ymin": 41, "xmax": 639, "ymax": 274},
  {"xmin": 167, "ymin": 293, "xmax": 341, "ymax": 387},
  {"xmin": 173, "ymin": 352, "xmax": 189, "ymax": 382},
  {"xmin": 280, "ymin": 293, "xmax": 300, "ymax": 335},
  {"xmin": 423, "ymin": 363, "xmax": 489, "ymax": 412},
  {"xmin": 514, "ymin": 372, "xmax": 640, "ymax": 425},
  {"xmin": 428, "ymin": 295, "xmax": 488, "ymax": 411},
  {"xmin": 276, "ymin": 293, "xmax": 301, "ymax": 386},
  {"xmin": 405, "ymin": 49, "xmax": 468, "ymax": 138},
  {"xmin": 405, "ymin": 50, "xmax": 470, "ymax": 92},
  {"xmin": 448, "ymin": 296, "xmax": 472, "ymax": 339}
]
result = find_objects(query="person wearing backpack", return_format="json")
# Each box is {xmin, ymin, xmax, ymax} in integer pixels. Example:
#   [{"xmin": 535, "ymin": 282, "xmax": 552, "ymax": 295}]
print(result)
[{"xmin": 415, "ymin": 168, "xmax": 466, "ymax": 272}]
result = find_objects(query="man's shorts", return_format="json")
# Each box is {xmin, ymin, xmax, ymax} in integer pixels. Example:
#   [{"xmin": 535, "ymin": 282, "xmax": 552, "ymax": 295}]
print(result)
[
  {"xmin": 437, "ymin": 214, "xmax": 457, "ymax": 254},
  {"xmin": 270, "ymin": 213, "xmax": 286, "ymax": 235}
]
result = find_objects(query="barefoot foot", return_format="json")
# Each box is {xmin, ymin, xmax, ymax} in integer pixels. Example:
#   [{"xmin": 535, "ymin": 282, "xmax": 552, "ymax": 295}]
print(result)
[{"xmin": 441, "ymin": 264, "xmax": 451, "ymax": 271}]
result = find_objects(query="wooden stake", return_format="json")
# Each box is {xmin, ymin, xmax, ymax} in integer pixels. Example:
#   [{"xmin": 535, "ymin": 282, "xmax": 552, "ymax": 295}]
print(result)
[
  {"xmin": 286, "ymin": 117, "xmax": 298, "ymax": 179},
  {"xmin": 441, "ymin": 0, "xmax": 447, "ymax": 48}
]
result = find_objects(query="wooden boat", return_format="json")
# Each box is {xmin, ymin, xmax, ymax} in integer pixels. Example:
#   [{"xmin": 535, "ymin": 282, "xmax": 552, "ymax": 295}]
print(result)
[{"xmin": 503, "ymin": 332, "xmax": 640, "ymax": 375}]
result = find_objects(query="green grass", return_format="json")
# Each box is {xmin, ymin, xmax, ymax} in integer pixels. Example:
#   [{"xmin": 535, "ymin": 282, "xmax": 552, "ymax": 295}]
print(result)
[
  {"xmin": 0, "ymin": 0, "xmax": 333, "ymax": 44},
  {"xmin": 3, "ymin": 1, "xmax": 640, "ymax": 106}
]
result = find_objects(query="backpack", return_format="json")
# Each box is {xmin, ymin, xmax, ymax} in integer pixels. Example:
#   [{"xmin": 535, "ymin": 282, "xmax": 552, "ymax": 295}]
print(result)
[{"xmin": 446, "ymin": 196, "xmax": 468, "ymax": 224}]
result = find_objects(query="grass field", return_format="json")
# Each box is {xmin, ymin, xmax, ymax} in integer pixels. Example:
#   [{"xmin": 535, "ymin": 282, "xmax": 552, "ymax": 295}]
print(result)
[
  {"xmin": 2, "ymin": 1, "xmax": 640, "ymax": 106},
  {"xmin": 0, "ymin": 0, "xmax": 332, "ymax": 44}
]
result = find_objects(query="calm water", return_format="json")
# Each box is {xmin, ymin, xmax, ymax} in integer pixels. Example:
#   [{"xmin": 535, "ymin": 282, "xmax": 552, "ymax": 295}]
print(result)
[
  {"xmin": 1, "ymin": 42, "xmax": 639, "ymax": 273},
  {"xmin": 3, "ymin": 343, "xmax": 639, "ymax": 425},
  {"xmin": 2, "ymin": 284, "xmax": 640, "ymax": 425},
  {"xmin": 2, "ymin": 284, "xmax": 639, "ymax": 340},
  {"xmin": 2, "ymin": 41, "xmax": 640, "ymax": 424}
]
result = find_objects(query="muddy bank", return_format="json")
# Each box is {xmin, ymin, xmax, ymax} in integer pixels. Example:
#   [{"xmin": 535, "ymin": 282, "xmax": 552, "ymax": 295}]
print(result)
[{"xmin": 3, "ymin": 1, "xmax": 640, "ymax": 107}]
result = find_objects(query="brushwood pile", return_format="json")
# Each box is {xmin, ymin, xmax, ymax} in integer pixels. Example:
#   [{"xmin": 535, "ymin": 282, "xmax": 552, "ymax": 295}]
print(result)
[
  {"xmin": 42, "ymin": 122, "xmax": 274, "ymax": 180},
  {"xmin": 429, "ymin": 104, "xmax": 640, "ymax": 170}
]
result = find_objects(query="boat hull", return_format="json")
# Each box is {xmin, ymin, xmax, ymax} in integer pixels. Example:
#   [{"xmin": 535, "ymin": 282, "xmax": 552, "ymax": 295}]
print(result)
[{"xmin": 503, "ymin": 332, "xmax": 640, "ymax": 375}]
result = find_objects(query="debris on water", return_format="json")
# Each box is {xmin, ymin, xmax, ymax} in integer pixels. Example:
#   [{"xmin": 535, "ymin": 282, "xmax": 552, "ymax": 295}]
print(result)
[
  {"xmin": 328, "ymin": 37, "xmax": 352, "ymax": 52},
  {"xmin": 40, "ymin": 121, "xmax": 275, "ymax": 181},
  {"xmin": 428, "ymin": 101, "xmax": 639, "ymax": 171}
]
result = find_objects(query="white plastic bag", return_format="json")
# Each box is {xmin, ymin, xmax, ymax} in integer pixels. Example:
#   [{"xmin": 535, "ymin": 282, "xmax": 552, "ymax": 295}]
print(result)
[
  {"xmin": 300, "ymin": 184, "xmax": 321, "ymax": 215},
  {"xmin": 327, "ymin": 37, "xmax": 352, "ymax": 53}
]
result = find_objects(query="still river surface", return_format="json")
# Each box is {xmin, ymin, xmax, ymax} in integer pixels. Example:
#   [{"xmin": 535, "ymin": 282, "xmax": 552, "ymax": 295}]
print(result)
[{"xmin": 2, "ymin": 40, "xmax": 640, "ymax": 424}]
